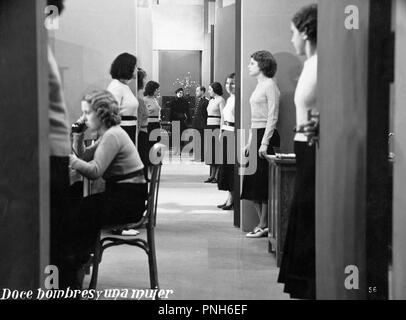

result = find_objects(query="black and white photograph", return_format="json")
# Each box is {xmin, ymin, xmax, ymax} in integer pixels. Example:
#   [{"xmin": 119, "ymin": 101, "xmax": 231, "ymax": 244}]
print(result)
[{"xmin": 0, "ymin": 0, "xmax": 405, "ymax": 308}]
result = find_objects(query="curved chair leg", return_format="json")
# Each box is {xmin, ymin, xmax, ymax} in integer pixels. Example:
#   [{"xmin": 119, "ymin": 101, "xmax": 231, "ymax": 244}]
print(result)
[
  {"xmin": 89, "ymin": 236, "xmax": 102, "ymax": 291},
  {"xmin": 147, "ymin": 226, "xmax": 159, "ymax": 296}
]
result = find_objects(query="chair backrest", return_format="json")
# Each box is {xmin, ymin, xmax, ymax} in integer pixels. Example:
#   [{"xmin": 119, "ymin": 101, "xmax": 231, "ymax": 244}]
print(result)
[{"xmin": 146, "ymin": 143, "xmax": 165, "ymax": 227}]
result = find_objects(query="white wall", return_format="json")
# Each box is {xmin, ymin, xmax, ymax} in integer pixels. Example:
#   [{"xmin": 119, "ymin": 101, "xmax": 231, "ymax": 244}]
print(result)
[
  {"xmin": 159, "ymin": 0, "xmax": 204, "ymax": 5},
  {"xmin": 51, "ymin": 0, "xmax": 137, "ymax": 122},
  {"xmin": 214, "ymin": 4, "xmax": 235, "ymax": 94},
  {"xmin": 152, "ymin": 4, "xmax": 204, "ymax": 50},
  {"xmin": 223, "ymin": 0, "xmax": 236, "ymax": 7},
  {"xmin": 137, "ymin": 6, "xmax": 154, "ymax": 79}
]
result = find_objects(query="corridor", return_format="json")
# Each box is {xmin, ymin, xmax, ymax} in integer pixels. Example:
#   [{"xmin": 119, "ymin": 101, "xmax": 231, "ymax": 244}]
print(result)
[{"xmin": 85, "ymin": 154, "xmax": 289, "ymax": 300}]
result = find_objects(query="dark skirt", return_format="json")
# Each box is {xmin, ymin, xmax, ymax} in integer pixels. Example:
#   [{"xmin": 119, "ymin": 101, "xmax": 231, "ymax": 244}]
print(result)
[
  {"xmin": 204, "ymin": 125, "xmax": 221, "ymax": 165},
  {"xmin": 121, "ymin": 125, "xmax": 137, "ymax": 145},
  {"xmin": 278, "ymin": 141, "xmax": 316, "ymax": 300},
  {"xmin": 67, "ymin": 182, "xmax": 148, "ymax": 260},
  {"xmin": 147, "ymin": 122, "xmax": 161, "ymax": 165},
  {"xmin": 217, "ymin": 130, "xmax": 235, "ymax": 192},
  {"xmin": 241, "ymin": 128, "xmax": 280, "ymax": 201},
  {"xmin": 193, "ymin": 128, "xmax": 205, "ymax": 162},
  {"xmin": 138, "ymin": 130, "xmax": 149, "ymax": 179},
  {"xmin": 50, "ymin": 156, "xmax": 70, "ymax": 271}
]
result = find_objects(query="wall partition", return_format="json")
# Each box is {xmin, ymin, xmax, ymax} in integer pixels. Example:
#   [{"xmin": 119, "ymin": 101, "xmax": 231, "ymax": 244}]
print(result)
[
  {"xmin": 392, "ymin": 0, "xmax": 406, "ymax": 301},
  {"xmin": 0, "ymin": 0, "xmax": 49, "ymax": 290}
]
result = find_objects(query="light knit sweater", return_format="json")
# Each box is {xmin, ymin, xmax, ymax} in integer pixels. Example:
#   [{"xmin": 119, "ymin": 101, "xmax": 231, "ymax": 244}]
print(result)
[
  {"xmin": 249, "ymin": 78, "xmax": 280, "ymax": 146},
  {"xmin": 107, "ymin": 79, "xmax": 139, "ymax": 126},
  {"xmin": 294, "ymin": 54, "xmax": 318, "ymax": 142},
  {"xmin": 71, "ymin": 126, "xmax": 144, "ymax": 181}
]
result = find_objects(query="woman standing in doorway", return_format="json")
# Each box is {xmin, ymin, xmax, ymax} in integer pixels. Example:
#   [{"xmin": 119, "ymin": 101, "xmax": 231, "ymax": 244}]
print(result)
[
  {"xmin": 241, "ymin": 51, "xmax": 281, "ymax": 238},
  {"xmin": 144, "ymin": 81, "xmax": 162, "ymax": 167},
  {"xmin": 278, "ymin": 4, "xmax": 318, "ymax": 300},
  {"xmin": 205, "ymin": 82, "xmax": 226, "ymax": 183},
  {"xmin": 217, "ymin": 73, "xmax": 236, "ymax": 210},
  {"xmin": 107, "ymin": 53, "xmax": 138, "ymax": 144}
]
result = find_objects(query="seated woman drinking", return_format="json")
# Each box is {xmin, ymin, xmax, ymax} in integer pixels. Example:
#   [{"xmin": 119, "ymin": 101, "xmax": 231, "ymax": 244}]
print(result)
[{"xmin": 68, "ymin": 90, "xmax": 148, "ymax": 277}]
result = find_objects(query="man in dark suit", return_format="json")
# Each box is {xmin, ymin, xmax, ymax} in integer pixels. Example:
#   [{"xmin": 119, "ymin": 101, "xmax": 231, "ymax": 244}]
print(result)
[
  {"xmin": 192, "ymin": 86, "xmax": 209, "ymax": 162},
  {"xmin": 169, "ymin": 88, "xmax": 190, "ymax": 153}
]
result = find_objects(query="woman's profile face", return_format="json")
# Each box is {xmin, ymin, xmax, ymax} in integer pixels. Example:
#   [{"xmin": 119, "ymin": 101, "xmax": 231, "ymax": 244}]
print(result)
[
  {"xmin": 291, "ymin": 22, "xmax": 306, "ymax": 56},
  {"xmin": 248, "ymin": 58, "xmax": 261, "ymax": 77},
  {"xmin": 81, "ymin": 101, "xmax": 102, "ymax": 131},
  {"xmin": 208, "ymin": 86, "xmax": 215, "ymax": 97},
  {"xmin": 225, "ymin": 78, "xmax": 235, "ymax": 95},
  {"xmin": 153, "ymin": 87, "xmax": 160, "ymax": 98}
]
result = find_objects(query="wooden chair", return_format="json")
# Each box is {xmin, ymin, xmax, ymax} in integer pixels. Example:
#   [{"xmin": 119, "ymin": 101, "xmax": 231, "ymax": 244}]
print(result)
[{"xmin": 88, "ymin": 145, "xmax": 164, "ymax": 293}]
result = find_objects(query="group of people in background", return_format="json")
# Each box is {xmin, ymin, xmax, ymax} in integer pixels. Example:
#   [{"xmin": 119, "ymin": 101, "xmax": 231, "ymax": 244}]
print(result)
[{"xmin": 188, "ymin": 76, "xmax": 235, "ymax": 212}]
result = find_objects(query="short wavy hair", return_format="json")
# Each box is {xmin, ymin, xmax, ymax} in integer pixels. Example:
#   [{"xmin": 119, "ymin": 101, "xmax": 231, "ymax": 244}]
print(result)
[
  {"xmin": 251, "ymin": 51, "xmax": 277, "ymax": 78},
  {"xmin": 175, "ymin": 88, "xmax": 184, "ymax": 94},
  {"xmin": 83, "ymin": 91, "xmax": 121, "ymax": 128},
  {"xmin": 110, "ymin": 53, "xmax": 137, "ymax": 81},
  {"xmin": 292, "ymin": 4, "xmax": 318, "ymax": 45},
  {"xmin": 144, "ymin": 81, "xmax": 160, "ymax": 97},
  {"xmin": 210, "ymin": 82, "xmax": 223, "ymax": 96},
  {"xmin": 47, "ymin": 0, "xmax": 64, "ymax": 14}
]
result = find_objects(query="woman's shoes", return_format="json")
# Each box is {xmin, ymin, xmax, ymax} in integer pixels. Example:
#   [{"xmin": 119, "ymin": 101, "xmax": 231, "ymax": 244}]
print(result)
[
  {"xmin": 222, "ymin": 204, "xmax": 234, "ymax": 210},
  {"xmin": 246, "ymin": 227, "xmax": 269, "ymax": 238},
  {"xmin": 204, "ymin": 177, "xmax": 218, "ymax": 184},
  {"xmin": 217, "ymin": 203, "xmax": 234, "ymax": 210},
  {"xmin": 111, "ymin": 228, "xmax": 140, "ymax": 236}
]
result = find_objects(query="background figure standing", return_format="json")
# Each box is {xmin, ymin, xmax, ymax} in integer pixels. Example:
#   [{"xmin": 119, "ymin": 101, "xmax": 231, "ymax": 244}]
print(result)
[
  {"xmin": 278, "ymin": 4, "xmax": 318, "ymax": 300},
  {"xmin": 217, "ymin": 73, "xmax": 236, "ymax": 211},
  {"xmin": 107, "ymin": 53, "xmax": 138, "ymax": 144},
  {"xmin": 144, "ymin": 81, "xmax": 162, "ymax": 169},
  {"xmin": 192, "ymin": 86, "xmax": 209, "ymax": 162},
  {"xmin": 241, "ymin": 51, "xmax": 281, "ymax": 238},
  {"xmin": 169, "ymin": 88, "xmax": 190, "ymax": 154},
  {"xmin": 205, "ymin": 82, "xmax": 225, "ymax": 183},
  {"xmin": 137, "ymin": 68, "xmax": 149, "ymax": 181}
]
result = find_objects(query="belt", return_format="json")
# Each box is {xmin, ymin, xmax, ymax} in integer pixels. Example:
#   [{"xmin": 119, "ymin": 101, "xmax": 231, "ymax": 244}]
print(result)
[
  {"xmin": 208, "ymin": 115, "xmax": 221, "ymax": 118},
  {"xmin": 148, "ymin": 116, "xmax": 160, "ymax": 118},
  {"xmin": 105, "ymin": 169, "xmax": 144, "ymax": 184},
  {"xmin": 121, "ymin": 116, "xmax": 137, "ymax": 121},
  {"xmin": 224, "ymin": 121, "xmax": 235, "ymax": 127}
]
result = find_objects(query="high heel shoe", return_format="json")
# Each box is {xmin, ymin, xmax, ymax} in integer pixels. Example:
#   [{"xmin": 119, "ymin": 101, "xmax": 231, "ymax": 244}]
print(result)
[
  {"xmin": 222, "ymin": 204, "xmax": 234, "ymax": 210},
  {"xmin": 204, "ymin": 177, "xmax": 214, "ymax": 183},
  {"xmin": 217, "ymin": 203, "xmax": 227, "ymax": 209}
]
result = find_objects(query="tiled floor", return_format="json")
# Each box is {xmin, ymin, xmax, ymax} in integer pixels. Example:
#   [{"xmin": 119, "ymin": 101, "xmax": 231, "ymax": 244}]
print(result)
[{"xmin": 84, "ymin": 154, "xmax": 290, "ymax": 300}]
